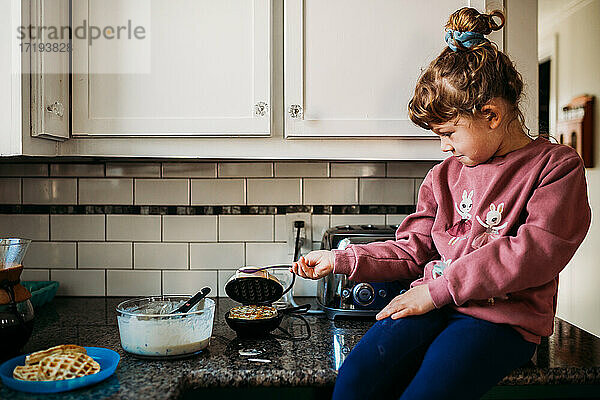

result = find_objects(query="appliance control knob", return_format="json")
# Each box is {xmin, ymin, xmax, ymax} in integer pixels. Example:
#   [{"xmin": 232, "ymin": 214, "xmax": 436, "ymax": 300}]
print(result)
[
  {"xmin": 353, "ymin": 283, "xmax": 375, "ymax": 306},
  {"xmin": 378, "ymin": 289, "xmax": 387, "ymax": 298},
  {"xmin": 341, "ymin": 289, "xmax": 351, "ymax": 299}
]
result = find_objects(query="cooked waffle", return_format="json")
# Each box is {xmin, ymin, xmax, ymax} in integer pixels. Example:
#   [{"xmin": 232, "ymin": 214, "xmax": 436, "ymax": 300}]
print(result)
[
  {"xmin": 39, "ymin": 353, "xmax": 100, "ymax": 381},
  {"xmin": 25, "ymin": 344, "xmax": 87, "ymax": 365},
  {"xmin": 13, "ymin": 364, "xmax": 44, "ymax": 381}
]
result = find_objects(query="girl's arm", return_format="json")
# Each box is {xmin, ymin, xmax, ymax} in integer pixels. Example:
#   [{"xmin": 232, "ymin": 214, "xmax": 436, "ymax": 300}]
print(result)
[
  {"xmin": 333, "ymin": 169, "xmax": 439, "ymax": 283},
  {"xmin": 428, "ymin": 155, "xmax": 591, "ymax": 307}
]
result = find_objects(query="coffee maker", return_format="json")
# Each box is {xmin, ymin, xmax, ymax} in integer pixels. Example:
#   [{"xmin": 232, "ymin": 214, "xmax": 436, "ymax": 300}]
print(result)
[{"xmin": 0, "ymin": 238, "xmax": 34, "ymax": 360}]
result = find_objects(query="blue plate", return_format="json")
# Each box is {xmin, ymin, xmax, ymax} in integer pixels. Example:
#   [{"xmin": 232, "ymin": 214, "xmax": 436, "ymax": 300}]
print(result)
[{"xmin": 0, "ymin": 347, "xmax": 120, "ymax": 394}]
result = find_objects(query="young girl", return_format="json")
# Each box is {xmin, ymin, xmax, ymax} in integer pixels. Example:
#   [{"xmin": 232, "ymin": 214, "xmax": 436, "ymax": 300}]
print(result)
[{"xmin": 291, "ymin": 7, "xmax": 591, "ymax": 400}]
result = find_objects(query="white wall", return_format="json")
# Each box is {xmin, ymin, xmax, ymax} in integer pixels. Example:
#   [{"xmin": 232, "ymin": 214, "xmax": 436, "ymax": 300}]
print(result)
[
  {"xmin": 506, "ymin": 0, "xmax": 539, "ymax": 134},
  {"xmin": 539, "ymin": 0, "xmax": 600, "ymax": 337}
]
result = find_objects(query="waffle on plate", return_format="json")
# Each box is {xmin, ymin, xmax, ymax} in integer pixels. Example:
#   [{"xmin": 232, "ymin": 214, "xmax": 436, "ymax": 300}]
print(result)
[
  {"xmin": 25, "ymin": 344, "xmax": 87, "ymax": 365},
  {"xmin": 13, "ymin": 345, "xmax": 101, "ymax": 382}
]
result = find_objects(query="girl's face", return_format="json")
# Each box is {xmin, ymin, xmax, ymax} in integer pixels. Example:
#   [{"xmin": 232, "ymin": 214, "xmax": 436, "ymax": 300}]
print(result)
[{"xmin": 431, "ymin": 117, "xmax": 501, "ymax": 166}]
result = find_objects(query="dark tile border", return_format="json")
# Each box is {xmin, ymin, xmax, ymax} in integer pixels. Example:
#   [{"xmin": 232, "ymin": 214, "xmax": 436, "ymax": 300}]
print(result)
[{"xmin": 0, "ymin": 205, "xmax": 416, "ymax": 215}]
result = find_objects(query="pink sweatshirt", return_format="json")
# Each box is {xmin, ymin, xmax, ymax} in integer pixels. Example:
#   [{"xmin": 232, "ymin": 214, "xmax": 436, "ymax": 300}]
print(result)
[{"xmin": 333, "ymin": 137, "xmax": 591, "ymax": 344}]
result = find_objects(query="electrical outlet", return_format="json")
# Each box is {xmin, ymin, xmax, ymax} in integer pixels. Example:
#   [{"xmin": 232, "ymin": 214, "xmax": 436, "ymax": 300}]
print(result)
[{"xmin": 286, "ymin": 213, "xmax": 312, "ymax": 258}]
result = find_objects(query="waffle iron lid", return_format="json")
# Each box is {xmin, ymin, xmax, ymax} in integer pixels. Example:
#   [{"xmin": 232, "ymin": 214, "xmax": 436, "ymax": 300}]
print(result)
[{"xmin": 225, "ymin": 271, "xmax": 284, "ymax": 305}]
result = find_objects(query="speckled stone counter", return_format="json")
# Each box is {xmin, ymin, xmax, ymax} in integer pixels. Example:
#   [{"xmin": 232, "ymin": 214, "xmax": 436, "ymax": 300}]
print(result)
[{"xmin": 1, "ymin": 297, "xmax": 600, "ymax": 399}]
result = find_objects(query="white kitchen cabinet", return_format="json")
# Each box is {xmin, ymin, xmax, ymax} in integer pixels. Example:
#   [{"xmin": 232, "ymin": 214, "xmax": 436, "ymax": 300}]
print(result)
[
  {"xmin": 9, "ymin": 0, "xmax": 535, "ymax": 160},
  {"xmin": 71, "ymin": 0, "xmax": 271, "ymax": 137},
  {"xmin": 284, "ymin": 0, "xmax": 502, "ymax": 138},
  {"xmin": 1, "ymin": 0, "xmax": 68, "ymax": 156}
]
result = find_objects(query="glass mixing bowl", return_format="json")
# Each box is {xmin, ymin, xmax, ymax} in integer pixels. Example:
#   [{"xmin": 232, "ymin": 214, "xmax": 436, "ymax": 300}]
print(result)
[{"xmin": 116, "ymin": 296, "xmax": 215, "ymax": 359}]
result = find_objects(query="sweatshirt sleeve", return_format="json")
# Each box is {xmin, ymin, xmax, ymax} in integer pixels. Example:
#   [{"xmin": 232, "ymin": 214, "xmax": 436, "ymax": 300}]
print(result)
[
  {"xmin": 429, "ymin": 155, "xmax": 592, "ymax": 307},
  {"xmin": 333, "ymin": 169, "xmax": 439, "ymax": 282}
]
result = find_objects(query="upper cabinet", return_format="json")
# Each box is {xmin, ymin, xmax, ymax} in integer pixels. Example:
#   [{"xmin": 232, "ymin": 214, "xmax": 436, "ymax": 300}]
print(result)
[
  {"xmin": 71, "ymin": 0, "xmax": 271, "ymax": 138},
  {"xmin": 4, "ymin": 0, "xmax": 536, "ymax": 160},
  {"xmin": 284, "ymin": 0, "xmax": 472, "ymax": 138}
]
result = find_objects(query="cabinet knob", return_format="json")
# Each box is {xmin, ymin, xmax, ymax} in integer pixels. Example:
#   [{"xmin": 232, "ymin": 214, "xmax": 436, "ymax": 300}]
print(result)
[
  {"xmin": 46, "ymin": 101, "xmax": 64, "ymax": 118},
  {"xmin": 288, "ymin": 104, "xmax": 303, "ymax": 119},
  {"xmin": 254, "ymin": 101, "xmax": 269, "ymax": 117}
]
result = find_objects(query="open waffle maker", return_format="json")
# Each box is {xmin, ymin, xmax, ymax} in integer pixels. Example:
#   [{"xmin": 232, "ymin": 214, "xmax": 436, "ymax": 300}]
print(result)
[{"xmin": 224, "ymin": 266, "xmax": 310, "ymax": 336}]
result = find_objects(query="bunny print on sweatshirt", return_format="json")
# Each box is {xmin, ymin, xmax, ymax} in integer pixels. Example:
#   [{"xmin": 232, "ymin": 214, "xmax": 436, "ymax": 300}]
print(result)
[
  {"xmin": 447, "ymin": 189, "xmax": 474, "ymax": 245},
  {"xmin": 432, "ymin": 255, "xmax": 452, "ymax": 279},
  {"xmin": 472, "ymin": 202, "xmax": 508, "ymax": 249}
]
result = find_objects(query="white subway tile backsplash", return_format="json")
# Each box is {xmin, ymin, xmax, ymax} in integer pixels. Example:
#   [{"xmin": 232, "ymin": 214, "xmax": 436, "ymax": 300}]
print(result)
[
  {"xmin": 274, "ymin": 215, "xmax": 286, "ymax": 242},
  {"xmin": 359, "ymin": 178, "xmax": 414, "ymax": 205},
  {"xmin": 0, "ymin": 160, "xmax": 433, "ymax": 298},
  {"xmin": 387, "ymin": 161, "xmax": 438, "ymax": 178},
  {"xmin": 78, "ymin": 242, "xmax": 132, "ymax": 269},
  {"xmin": 51, "ymin": 215, "xmax": 105, "ymax": 241},
  {"xmin": 246, "ymin": 243, "xmax": 289, "ymax": 266},
  {"xmin": 312, "ymin": 215, "xmax": 330, "ymax": 244},
  {"xmin": 53, "ymin": 270, "xmax": 105, "ymax": 296},
  {"xmin": 162, "ymin": 216, "xmax": 217, "ymax": 242},
  {"xmin": 247, "ymin": 179, "xmax": 301, "ymax": 205},
  {"xmin": 79, "ymin": 179, "xmax": 133, "ymax": 205},
  {"xmin": 107, "ymin": 270, "xmax": 160, "ymax": 296},
  {"xmin": 23, "ymin": 178, "xmax": 77, "ymax": 205},
  {"xmin": 106, "ymin": 163, "xmax": 160, "ymax": 178},
  {"xmin": 0, "ymin": 164, "xmax": 48, "ymax": 177},
  {"xmin": 162, "ymin": 163, "xmax": 216, "ymax": 178},
  {"xmin": 219, "ymin": 215, "xmax": 273, "ymax": 242},
  {"xmin": 135, "ymin": 179, "xmax": 189, "ymax": 205},
  {"xmin": 24, "ymin": 242, "xmax": 76, "ymax": 269},
  {"xmin": 190, "ymin": 243, "xmax": 244, "ymax": 270},
  {"xmin": 0, "ymin": 178, "xmax": 21, "ymax": 204},
  {"xmin": 386, "ymin": 214, "xmax": 408, "ymax": 226},
  {"xmin": 330, "ymin": 214, "xmax": 386, "ymax": 227},
  {"xmin": 134, "ymin": 243, "xmax": 188, "ymax": 270},
  {"xmin": 304, "ymin": 179, "xmax": 357, "ymax": 205},
  {"xmin": 50, "ymin": 164, "xmax": 104, "ymax": 177},
  {"xmin": 218, "ymin": 270, "xmax": 237, "ymax": 297},
  {"xmin": 0, "ymin": 215, "xmax": 49, "ymax": 240},
  {"xmin": 21, "ymin": 269, "xmax": 49, "ymax": 281},
  {"xmin": 106, "ymin": 215, "xmax": 161, "ymax": 242},
  {"xmin": 218, "ymin": 163, "xmax": 272, "ymax": 177},
  {"xmin": 162, "ymin": 271, "xmax": 217, "ymax": 296},
  {"xmin": 274, "ymin": 163, "xmax": 328, "ymax": 177},
  {"xmin": 331, "ymin": 163, "xmax": 385, "ymax": 177},
  {"xmin": 191, "ymin": 179, "xmax": 245, "ymax": 205}
]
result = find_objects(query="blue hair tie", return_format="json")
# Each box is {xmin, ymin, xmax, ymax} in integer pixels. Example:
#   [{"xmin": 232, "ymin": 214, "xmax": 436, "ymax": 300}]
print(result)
[{"xmin": 445, "ymin": 29, "xmax": 487, "ymax": 51}]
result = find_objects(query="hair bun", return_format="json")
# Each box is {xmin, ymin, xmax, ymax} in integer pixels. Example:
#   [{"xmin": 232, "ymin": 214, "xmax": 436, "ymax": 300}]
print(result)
[
  {"xmin": 482, "ymin": 10, "xmax": 505, "ymax": 32},
  {"xmin": 446, "ymin": 7, "xmax": 505, "ymax": 35}
]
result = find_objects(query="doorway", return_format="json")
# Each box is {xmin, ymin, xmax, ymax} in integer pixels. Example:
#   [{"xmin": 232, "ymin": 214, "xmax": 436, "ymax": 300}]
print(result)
[{"xmin": 539, "ymin": 60, "xmax": 551, "ymax": 138}]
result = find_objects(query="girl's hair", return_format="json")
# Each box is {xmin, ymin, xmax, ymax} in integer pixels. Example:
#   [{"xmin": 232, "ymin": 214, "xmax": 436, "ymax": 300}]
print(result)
[{"xmin": 408, "ymin": 8, "xmax": 526, "ymax": 133}]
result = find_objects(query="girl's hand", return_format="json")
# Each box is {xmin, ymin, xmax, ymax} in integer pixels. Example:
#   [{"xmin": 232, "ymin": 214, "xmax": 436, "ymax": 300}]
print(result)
[
  {"xmin": 289, "ymin": 250, "xmax": 335, "ymax": 280},
  {"xmin": 375, "ymin": 285, "xmax": 435, "ymax": 320}
]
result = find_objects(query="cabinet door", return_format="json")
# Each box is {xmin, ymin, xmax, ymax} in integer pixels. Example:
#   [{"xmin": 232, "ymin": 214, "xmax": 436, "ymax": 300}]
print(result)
[
  {"xmin": 30, "ymin": 0, "xmax": 70, "ymax": 141},
  {"xmin": 284, "ymin": 0, "xmax": 492, "ymax": 138},
  {"xmin": 72, "ymin": 0, "xmax": 271, "ymax": 137}
]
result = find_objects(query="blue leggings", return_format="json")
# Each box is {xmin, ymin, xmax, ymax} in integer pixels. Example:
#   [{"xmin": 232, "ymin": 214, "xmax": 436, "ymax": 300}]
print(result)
[{"xmin": 332, "ymin": 308, "xmax": 537, "ymax": 400}]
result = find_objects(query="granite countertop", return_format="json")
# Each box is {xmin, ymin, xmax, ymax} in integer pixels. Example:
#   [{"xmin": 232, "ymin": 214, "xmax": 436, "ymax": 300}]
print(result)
[{"xmin": 2, "ymin": 297, "xmax": 600, "ymax": 399}]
